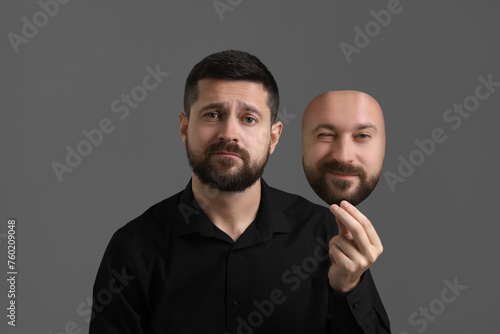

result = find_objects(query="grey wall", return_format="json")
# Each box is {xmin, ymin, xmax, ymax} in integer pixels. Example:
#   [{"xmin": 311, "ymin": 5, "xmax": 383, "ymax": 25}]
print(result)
[{"xmin": 1, "ymin": 0, "xmax": 499, "ymax": 333}]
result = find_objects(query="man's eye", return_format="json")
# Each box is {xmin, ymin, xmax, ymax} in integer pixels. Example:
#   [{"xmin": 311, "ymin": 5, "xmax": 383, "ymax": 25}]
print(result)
[
  {"xmin": 317, "ymin": 133, "xmax": 334, "ymax": 138},
  {"xmin": 204, "ymin": 112, "xmax": 219, "ymax": 119},
  {"xmin": 356, "ymin": 133, "xmax": 371, "ymax": 139},
  {"xmin": 243, "ymin": 117, "xmax": 256, "ymax": 124}
]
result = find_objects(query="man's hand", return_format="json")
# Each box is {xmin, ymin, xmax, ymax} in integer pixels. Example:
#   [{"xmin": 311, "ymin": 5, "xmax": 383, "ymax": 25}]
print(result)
[{"xmin": 328, "ymin": 200, "xmax": 383, "ymax": 292}]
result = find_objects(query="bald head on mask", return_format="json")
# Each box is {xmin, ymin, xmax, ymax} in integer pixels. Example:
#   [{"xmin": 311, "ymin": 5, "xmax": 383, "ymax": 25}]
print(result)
[{"xmin": 302, "ymin": 90, "xmax": 386, "ymax": 206}]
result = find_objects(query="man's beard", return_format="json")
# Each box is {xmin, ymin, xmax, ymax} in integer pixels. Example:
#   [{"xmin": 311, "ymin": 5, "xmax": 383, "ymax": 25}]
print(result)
[
  {"xmin": 186, "ymin": 139, "xmax": 270, "ymax": 192},
  {"xmin": 303, "ymin": 158, "xmax": 381, "ymax": 206}
]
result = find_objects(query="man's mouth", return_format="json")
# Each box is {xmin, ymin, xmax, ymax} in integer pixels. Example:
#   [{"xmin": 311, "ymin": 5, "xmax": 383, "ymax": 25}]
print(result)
[
  {"xmin": 327, "ymin": 171, "xmax": 358, "ymax": 179},
  {"xmin": 213, "ymin": 151, "xmax": 242, "ymax": 159}
]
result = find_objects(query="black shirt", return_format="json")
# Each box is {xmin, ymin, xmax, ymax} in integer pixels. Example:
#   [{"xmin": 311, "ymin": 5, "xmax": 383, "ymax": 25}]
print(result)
[{"xmin": 90, "ymin": 179, "xmax": 391, "ymax": 333}]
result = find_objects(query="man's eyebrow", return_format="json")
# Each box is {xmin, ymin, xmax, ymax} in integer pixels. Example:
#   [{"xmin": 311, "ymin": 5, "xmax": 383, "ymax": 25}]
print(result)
[
  {"xmin": 197, "ymin": 102, "xmax": 226, "ymax": 113},
  {"xmin": 239, "ymin": 102, "xmax": 263, "ymax": 118},
  {"xmin": 312, "ymin": 123, "xmax": 335, "ymax": 133},
  {"xmin": 356, "ymin": 123, "xmax": 378, "ymax": 132},
  {"xmin": 311, "ymin": 122, "xmax": 378, "ymax": 133},
  {"xmin": 196, "ymin": 102, "xmax": 263, "ymax": 118}
]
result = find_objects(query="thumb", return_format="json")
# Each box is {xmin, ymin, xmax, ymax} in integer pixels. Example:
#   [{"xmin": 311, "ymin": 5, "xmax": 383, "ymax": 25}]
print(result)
[
  {"xmin": 336, "ymin": 218, "xmax": 350, "ymax": 236},
  {"xmin": 330, "ymin": 205, "xmax": 349, "ymax": 235}
]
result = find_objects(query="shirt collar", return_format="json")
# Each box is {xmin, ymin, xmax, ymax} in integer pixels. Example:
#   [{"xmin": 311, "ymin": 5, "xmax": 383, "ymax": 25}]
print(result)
[{"xmin": 174, "ymin": 178, "xmax": 291, "ymax": 239}]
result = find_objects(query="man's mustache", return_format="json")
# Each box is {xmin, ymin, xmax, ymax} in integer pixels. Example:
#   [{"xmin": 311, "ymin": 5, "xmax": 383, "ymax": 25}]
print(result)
[
  {"xmin": 319, "ymin": 159, "xmax": 366, "ymax": 178},
  {"xmin": 205, "ymin": 142, "xmax": 250, "ymax": 161}
]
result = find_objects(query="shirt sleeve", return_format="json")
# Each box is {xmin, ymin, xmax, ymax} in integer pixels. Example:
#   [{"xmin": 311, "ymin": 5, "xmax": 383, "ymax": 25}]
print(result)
[
  {"xmin": 89, "ymin": 234, "xmax": 148, "ymax": 334},
  {"xmin": 328, "ymin": 269, "xmax": 391, "ymax": 333}
]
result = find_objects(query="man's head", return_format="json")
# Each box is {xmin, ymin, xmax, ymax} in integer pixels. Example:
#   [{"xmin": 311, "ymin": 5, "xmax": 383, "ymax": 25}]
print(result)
[
  {"xmin": 180, "ymin": 50, "xmax": 282, "ymax": 192},
  {"xmin": 184, "ymin": 50, "xmax": 279, "ymax": 123},
  {"xmin": 302, "ymin": 91, "xmax": 385, "ymax": 206}
]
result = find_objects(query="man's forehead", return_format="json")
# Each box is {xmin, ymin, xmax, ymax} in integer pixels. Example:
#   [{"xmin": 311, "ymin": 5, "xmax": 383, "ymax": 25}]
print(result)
[
  {"xmin": 197, "ymin": 78, "xmax": 268, "ymax": 96},
  {"xmin": 303, "ymin": 91, "xmax": 383, "ymax": 130}
]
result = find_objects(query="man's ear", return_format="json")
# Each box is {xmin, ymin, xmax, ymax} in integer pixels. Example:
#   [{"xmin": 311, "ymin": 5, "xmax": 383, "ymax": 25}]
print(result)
[
  {"xmin": 269, "ymin": 121, "xmax": 283, "ymax": 155},
  {"xmin": 179, "ymin": 113, "xmax": 188, "ymax": 146}
]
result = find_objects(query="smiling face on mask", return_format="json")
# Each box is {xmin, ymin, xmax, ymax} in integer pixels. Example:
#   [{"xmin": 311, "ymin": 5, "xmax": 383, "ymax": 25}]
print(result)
[{"xmin": 302, "ymin": 91, "xmax": 386, "ymax": 206}]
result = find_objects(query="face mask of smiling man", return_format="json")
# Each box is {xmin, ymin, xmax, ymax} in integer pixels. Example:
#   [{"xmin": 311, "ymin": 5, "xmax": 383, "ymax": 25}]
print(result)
[{"xmin": 302, "ymin": 90, "xmax": 386, "ymax": 206}]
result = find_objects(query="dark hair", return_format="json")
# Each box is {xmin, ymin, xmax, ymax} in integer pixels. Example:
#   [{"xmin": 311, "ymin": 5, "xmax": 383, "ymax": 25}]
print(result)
[{"xmin": 184, "ymin": 50, "xmax": 279, "ymax": 123}]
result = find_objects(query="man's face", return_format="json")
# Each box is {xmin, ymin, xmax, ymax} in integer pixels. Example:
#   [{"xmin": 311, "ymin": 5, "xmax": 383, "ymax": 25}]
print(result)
[
  {"xmin": 180, "ymin": 79, "xmax": 282, "ymax": 192},
  {"xmin": 302, "ymin": 91, "xmax": 385, "ymax": 205}
]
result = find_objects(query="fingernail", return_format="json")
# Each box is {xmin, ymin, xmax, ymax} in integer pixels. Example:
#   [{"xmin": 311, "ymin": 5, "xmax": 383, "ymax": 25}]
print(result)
[
  {"xmin": 331, "ymin": 204, "xmax": 339, "ymax": 211},
  {"xmin": 341, "ymin": 201, "xmax": 349, "ymax": 208}
]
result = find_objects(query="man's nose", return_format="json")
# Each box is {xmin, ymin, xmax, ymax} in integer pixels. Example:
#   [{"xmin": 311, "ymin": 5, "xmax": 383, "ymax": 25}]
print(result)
[
  {"xmin": 218, "ymin": 116, "xmax": 239, "ymax": 142},
  {"xmin": 330, "ymin": 137, "xmax": 354, "ymax": 163}
]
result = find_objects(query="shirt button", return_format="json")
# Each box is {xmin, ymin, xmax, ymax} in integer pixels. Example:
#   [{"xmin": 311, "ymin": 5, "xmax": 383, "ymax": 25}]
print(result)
[{"xmin": 232, "ymin": 299, "xmax": 239, "ymax": 306}]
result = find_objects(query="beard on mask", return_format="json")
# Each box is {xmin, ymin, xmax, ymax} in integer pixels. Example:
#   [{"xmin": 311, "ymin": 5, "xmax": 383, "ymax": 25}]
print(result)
[{"xmin": 303, "ymin": 158, "xmax": 381, "ymax": 206}]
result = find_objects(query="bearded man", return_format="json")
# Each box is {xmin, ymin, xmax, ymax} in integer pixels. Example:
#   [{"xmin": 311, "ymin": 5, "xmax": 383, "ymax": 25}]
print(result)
[{"xmin": 90, "ymin": 52, "xmax": 390, "ymax": 334}]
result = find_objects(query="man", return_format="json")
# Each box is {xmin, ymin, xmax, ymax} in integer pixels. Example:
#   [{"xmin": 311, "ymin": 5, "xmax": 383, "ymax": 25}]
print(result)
[{"xmin": 90, "ymin": 51, "xmax": 390, "ymax": 333}]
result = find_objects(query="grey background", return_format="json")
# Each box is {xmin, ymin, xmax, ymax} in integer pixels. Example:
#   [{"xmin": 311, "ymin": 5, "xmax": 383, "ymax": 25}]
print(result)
[{"xmin": 1, "ymin": 0, "xmax": 499, "ymax": 333}]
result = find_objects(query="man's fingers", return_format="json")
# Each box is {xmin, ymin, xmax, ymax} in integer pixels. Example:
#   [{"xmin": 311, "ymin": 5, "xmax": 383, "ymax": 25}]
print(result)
[
  {"xmin": 330, "ymin": 208, "xmax": 349, "ymax": 236},
  {"xmin": 334, "ymin": 235, "xmax": 361, "ymax": 261},
  {"xmin": 328, "ymin": 202, "xmax": 384, "ymax": 292},
  {"xmin": 329, "ymin": 238, "xmax": 364, "ymax": 273},
  {"xmin": 330, "ymin": 203, "xmax": 371, "ymax": 251},
  {"xmin": 329, "ymin": 241, "xmax": 350, "ymax": 266},
  {"xmin": 339, "ymin": 200, "xmax": 382, "ymax": 248}
]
